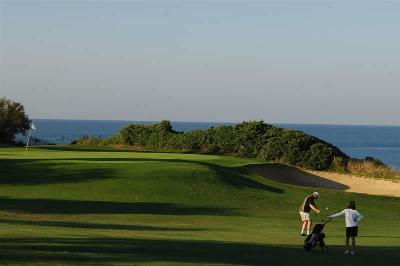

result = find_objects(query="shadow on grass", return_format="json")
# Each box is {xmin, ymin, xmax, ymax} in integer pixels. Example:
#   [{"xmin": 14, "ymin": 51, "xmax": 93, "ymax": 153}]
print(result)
[
  {"xmin": 0, "ymin": 237, "xmax": 398, "ymax": 265},
  {"xmin": 360, "ymin": 235, "xmax": 400, "ymax": 239},
  {"xmin": 0, "ymin": 218, "xmax": 207, "ymax": 232},
  {"xmin": 0, "ymin": 144, "xmax": 18, "ymax": 148},
  {"xmin": 0, "ymin": 197, "xmax": 237, "ymax": 215},
  {"xmin": 0, "ymin": 159, "xmax": 118, "ymax": 185},
  {"xmin": 0, "ymin": 157, "xmax": 283, "ymax": 193},
  {"xmin": 36, "ymin": 145, "xmax": 213, "ymax": 154},
  {"xmin": 36, "ymin": 145, "xmax": 132, "ymax": 153}
]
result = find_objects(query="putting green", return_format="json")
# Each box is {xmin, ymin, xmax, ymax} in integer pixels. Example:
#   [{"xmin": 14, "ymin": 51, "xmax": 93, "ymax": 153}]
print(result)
[{"xmin": 0, "ymin": 146, "xmax": 399, "ymax": 265}]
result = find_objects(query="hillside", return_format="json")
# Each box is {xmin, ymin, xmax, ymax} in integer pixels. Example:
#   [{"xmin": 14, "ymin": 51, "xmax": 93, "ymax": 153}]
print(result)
[
  {"xmin": 0, "ymin": 146, "xmax": 399, "ymax": 265},
  {"xmin": 75, "ymin": 121, "xmax": 400, "ymax": 180},
  {"xmin": 76, "ymin": 120, "xmax": 349, "ymax": 171}
]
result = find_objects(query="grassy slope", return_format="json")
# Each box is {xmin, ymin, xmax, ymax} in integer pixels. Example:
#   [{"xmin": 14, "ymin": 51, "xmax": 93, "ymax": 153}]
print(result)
[{"xmin": 0, "ymin": 145, "xmax": 399, "ymax": 265}]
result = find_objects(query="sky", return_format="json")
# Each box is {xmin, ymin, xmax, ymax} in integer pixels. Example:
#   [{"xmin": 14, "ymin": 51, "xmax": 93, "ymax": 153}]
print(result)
[{"xmin": 1, "ymin": 1, "xmax": 399, "ymax": 125}]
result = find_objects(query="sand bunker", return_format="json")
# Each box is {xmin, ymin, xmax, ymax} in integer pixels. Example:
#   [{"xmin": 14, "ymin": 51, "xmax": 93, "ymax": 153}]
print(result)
[{"xmin": 248, "ymin": 163, "xmax": 400, "ymax": 197}]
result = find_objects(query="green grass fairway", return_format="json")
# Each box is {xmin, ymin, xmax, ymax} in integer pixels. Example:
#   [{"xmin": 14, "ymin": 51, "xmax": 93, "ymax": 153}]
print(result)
[{"xmin": 0, "ymin": 146, "xmax": 399, "ymax": 265}]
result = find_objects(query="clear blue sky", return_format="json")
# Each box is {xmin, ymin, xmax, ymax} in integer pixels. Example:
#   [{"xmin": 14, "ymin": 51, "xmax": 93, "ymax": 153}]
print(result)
[{"xmin": 1, "ymin": 1, "xmax": 399, "ymax": 125}]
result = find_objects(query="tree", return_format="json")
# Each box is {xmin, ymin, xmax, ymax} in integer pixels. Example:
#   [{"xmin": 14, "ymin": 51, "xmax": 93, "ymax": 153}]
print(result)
[{"xmin": 0, "ymin": 97, "xmax": 31, "ymax": 143}]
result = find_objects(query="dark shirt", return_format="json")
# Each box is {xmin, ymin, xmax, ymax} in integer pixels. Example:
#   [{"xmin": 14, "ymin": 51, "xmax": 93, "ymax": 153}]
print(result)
[{"xmin": 300, "ymin": 195, "xmax": 315, "ymax": 213}]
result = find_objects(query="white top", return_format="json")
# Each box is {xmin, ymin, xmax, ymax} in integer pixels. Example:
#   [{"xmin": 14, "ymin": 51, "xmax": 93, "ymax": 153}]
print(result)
[{"xmin": 329, "ymin": 209, "xmax": 364, "ymax": 227}]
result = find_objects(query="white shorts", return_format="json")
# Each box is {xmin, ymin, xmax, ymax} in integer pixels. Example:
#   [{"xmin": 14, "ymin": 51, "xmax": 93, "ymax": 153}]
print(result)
[{"xmin": 299, "ymin": 212, "xmax": 311, "ymax": 221}]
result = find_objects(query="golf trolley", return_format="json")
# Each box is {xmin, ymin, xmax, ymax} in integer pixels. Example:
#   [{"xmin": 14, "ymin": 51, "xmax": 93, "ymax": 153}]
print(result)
[{"xmin": 304, "ymin": 219, "xmax": 331, "ymax": 252}]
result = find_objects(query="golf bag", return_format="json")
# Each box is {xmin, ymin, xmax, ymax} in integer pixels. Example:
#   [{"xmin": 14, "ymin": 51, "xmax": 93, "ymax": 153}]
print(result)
[{"xmin": 304, "ymin": 220, "xmax": 329, "ymax": 251}]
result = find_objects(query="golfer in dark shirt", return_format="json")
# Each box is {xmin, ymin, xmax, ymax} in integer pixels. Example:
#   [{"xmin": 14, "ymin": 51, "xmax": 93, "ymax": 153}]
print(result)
[{"xmin": 299, "ymin": 192, "xmax": 320, "ymax": 236}]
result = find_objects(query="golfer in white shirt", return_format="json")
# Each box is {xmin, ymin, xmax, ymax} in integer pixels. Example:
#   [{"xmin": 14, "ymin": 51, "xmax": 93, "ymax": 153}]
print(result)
[{"xmin": 329, "ymin": 201, "xmax": 364, "ymax": 255}]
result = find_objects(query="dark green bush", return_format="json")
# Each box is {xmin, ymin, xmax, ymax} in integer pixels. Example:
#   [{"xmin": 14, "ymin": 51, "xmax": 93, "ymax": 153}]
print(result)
[
  {"xmin": 302, "ymin": 143, "xmax": 335, "ymax": 170},
  {"xmin": 0, "ymin": 97, "xmax": 31, "ymax": 144},
  {"xmin": 259, "ymin": 137, "xmax": 286, "ymax": 161},
  {"xmin": 234, "ymin": 121, "xmax": 272, "ymax": 157},
  {"xmin": 204, "ymin": 126, "xmax": 236, "ymax": 153}
]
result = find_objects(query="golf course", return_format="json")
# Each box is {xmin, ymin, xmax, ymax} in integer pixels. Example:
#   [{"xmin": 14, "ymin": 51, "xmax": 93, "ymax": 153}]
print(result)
[{"xmin": 0, "ymin": 145, "xmax": 399, "ymax": 265}]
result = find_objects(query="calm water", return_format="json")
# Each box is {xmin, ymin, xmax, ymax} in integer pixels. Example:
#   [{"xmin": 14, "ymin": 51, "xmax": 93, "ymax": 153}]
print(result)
[{"xmin": 18, "ymin": 119, "xmax": 400, "ymax": 169}]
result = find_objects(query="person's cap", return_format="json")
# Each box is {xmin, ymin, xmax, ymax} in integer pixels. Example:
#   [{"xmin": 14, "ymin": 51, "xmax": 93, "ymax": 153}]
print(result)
[{"xmin": 312, "ymin": 192, "xmax": 319, "ymax": 198}]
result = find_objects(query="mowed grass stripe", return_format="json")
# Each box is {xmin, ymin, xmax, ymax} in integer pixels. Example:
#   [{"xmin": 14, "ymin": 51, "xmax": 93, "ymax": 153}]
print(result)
[{"xmin": 0, "ymin": 146, "xmax": 399, "ymax": 265}]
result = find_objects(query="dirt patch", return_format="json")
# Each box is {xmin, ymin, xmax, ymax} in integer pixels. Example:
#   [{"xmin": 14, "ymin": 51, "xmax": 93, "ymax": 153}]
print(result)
[{"xmin": 248, "ymin": 163, "xmax": 400, "ymax": 197}]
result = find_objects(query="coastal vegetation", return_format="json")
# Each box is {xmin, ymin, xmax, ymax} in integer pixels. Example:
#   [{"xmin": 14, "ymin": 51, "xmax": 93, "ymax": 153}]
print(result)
[
  {"xmin": 75, "ymin": 120, "xmax": 348, "ymax": 171},
  {"xmin": 74, "ymin": 121, "xmax": 400, "ymax": 179},
  {"xmin": 347, "ymin": 157, "xmax": 400, "ymax": 181}
]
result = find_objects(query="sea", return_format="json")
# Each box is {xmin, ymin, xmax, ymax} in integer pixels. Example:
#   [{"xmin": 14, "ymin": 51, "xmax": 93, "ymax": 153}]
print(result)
[{"xmin": 17, "ymin": 119, "xmax": 400, "ymax": 169}]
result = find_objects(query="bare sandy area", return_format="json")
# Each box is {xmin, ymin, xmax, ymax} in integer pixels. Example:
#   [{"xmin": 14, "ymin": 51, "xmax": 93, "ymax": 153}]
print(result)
[
  {"xmin": 247, "ymin": 163, "xmax": 400, "ymax": 197},
  {"xmin": 307, "ymin": 170, "xmax": 400, "ymax": 197}
]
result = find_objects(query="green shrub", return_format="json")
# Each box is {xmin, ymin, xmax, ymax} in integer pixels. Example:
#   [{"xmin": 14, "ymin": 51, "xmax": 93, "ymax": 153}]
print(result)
[
  {"xmin": 205, "ymin": 126, "xmax": 236, "ymax": 153},
  {"xmin": 259, "ymin": 137, "xmax": 286, "ymax": 161},
  {"xmin": 302, "ymin": 143, "xmax": 335, "ymax": 170},
  {"xmin": 75, "ymin": 120, "xmax": 350, "ymax": 170},
  {"xmin": 234, "ymin": 121, "xmax": 272, "ymax": 157}
]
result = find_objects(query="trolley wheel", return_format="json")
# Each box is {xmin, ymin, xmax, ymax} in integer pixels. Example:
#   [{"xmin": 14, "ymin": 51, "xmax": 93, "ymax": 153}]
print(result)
[{"xmin": 304, "ymin": 242, "xmax": 312, "ymax": 251}]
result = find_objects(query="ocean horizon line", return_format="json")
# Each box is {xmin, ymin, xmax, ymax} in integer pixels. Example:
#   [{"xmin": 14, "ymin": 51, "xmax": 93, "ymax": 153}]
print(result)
[{"xmin": 31, "ymin": 118, "xmax": 400, "ymax": 128}]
